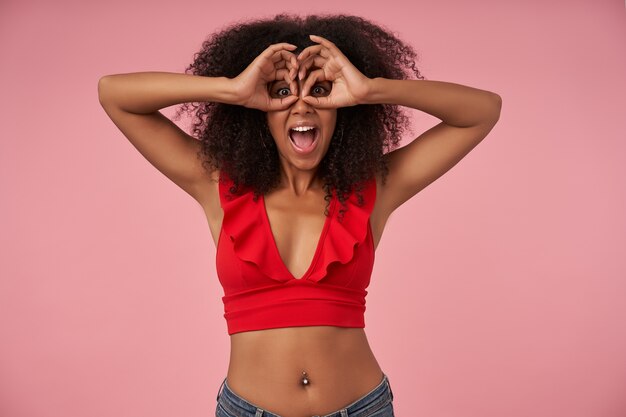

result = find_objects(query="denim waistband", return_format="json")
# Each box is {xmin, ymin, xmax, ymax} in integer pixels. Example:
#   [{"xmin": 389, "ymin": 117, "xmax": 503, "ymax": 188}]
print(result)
[{"xmin": 216, "ymin": 373, "xmax": 393, "ymax": 417}]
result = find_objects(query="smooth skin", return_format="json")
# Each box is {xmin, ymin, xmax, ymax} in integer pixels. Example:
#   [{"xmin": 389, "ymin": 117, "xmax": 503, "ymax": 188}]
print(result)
[{"xmin": 98, "ymin": 35, "xmax": 501, "ymax": 417}]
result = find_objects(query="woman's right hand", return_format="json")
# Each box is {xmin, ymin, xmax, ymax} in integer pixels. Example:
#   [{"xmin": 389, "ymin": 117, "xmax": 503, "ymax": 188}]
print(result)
[{"xmin": 230, "ymin": 43, "xmax": 300, "ymax": 112}]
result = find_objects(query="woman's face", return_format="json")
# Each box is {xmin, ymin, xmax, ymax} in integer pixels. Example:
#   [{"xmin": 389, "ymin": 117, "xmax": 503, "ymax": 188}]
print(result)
[{"xmin": 266, "ymin": 77, "xmax": 337, "ymax": 172}]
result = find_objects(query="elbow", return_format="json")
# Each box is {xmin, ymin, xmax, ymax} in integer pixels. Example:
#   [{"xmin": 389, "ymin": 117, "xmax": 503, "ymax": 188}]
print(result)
[
  {"xmin": 488, "ymin": 93, "xmax": 502, "ymax": 122},
  {"xmin": 97, "ymin": 75, "xmax": 112, "ymax": 106},
  {"xmin": 492, "ymin": 92, "xmax": 502, "ymax": 109}
]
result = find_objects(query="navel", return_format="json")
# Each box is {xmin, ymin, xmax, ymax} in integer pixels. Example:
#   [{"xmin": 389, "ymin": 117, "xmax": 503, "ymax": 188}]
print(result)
[{"xmin": 300, "ymin": 370, "xmax": 310, "ymax": 387}]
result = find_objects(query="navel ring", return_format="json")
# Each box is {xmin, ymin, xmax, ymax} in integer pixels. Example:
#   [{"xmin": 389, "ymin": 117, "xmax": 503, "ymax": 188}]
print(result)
[{"xmin": 301, "ymin": 371, "xmax": 310, "ymax": 386}]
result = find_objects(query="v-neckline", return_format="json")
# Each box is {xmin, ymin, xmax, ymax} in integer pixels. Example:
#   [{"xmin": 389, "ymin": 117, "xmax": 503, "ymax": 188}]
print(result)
[{"xmin": 260, "ymin": 193, "xmax": 336, "ymax": 281}]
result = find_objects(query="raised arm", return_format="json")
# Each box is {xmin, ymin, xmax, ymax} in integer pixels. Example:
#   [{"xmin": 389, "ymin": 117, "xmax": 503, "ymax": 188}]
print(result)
[
  {"xmin": 363, "ymin": 78, "xmax": 502, "ymax": 216},
  {"xmin": 295, "ymin": 34, "xmax": 502, "ymax": 218},
  {"xmin": 97, "ymin": 72, "xmax": 236, "ymax": 208},
  {"xmin": 97, "ymin": 43, "xmax": 304, "ymax": 211}
]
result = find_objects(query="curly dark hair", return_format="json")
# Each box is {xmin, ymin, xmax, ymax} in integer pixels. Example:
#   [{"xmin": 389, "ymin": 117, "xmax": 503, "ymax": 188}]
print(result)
[{"xmin": 172, "ymin": 13, "xmax": 426, "ymax": 221}]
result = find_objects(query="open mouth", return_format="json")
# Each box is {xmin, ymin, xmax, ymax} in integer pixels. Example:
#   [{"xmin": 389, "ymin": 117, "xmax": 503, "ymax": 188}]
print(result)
[{"xmin": 288, "ymin": 127, "xmax": 320, "ymax": 154}]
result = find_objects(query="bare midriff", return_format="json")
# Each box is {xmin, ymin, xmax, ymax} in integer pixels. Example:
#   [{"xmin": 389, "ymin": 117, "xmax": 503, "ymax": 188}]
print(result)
[{"xmin": 225, "ymin": 325, "xmax": 384, "ymax": 417}]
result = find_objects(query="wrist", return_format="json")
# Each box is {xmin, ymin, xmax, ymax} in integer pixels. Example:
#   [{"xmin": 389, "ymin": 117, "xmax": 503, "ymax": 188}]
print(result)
[
  {"xmin": 228, "ymin": 77, "xmax": 245, "ymax": 106},
  {"xmin": 360, "ymin": 77, "xmax": 386, "ymax": 105},
  {"xmin": 213, "ymin": 76, "xmax": 241, "ymax": 105}
]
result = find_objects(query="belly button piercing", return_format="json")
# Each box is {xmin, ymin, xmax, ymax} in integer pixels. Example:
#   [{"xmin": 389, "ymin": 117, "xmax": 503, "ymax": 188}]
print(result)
[{"xmin": 301, "ymin": 371, "xmax": 310, "ymax": 386}]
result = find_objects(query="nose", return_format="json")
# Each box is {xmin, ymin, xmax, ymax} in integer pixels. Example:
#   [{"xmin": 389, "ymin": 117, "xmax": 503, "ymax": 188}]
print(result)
[{"xmin": 290, "ymin": 80, "xmax": 314, "ymax": 114}]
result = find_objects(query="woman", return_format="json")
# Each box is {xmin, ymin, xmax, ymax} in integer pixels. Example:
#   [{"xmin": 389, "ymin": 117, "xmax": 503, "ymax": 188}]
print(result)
[{"xmin": 98, "ymin": 13, "xmax": 501, "ymax": 417}]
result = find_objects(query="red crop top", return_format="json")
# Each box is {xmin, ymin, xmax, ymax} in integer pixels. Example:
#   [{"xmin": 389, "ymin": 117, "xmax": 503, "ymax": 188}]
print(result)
[{"xmin": 216, "ymin": 170, "xmax": 376, "ymax": 335}]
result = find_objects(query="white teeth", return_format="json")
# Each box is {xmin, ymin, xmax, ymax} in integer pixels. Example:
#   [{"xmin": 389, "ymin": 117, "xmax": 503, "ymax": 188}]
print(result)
[{"xmin": 290, "ymin": 126, "xmax": 316, "ymax": 132}]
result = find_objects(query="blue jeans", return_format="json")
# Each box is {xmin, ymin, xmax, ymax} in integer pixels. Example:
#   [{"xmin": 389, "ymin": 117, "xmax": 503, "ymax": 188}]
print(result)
[{"xmin": 216, "ymin": 373, "xmax": 395, "ymax": 417}]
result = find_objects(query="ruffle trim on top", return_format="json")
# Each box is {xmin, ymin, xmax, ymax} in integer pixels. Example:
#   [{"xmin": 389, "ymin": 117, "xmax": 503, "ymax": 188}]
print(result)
[{"xmin": 219, "ymin": 170, "xmax": 376, "ymax": 284}]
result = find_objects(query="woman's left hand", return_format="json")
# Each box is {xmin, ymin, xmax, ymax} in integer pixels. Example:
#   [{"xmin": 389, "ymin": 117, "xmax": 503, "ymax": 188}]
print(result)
[{"xmin": 295, "ymin": 35, "xmax": 372, "ymax": 108}]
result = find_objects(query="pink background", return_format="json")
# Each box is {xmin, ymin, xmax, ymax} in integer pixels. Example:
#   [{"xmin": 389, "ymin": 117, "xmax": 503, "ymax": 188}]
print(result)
[{"xmin": 1, "ymin": 1, "xmax": 625, "ymax": 416}]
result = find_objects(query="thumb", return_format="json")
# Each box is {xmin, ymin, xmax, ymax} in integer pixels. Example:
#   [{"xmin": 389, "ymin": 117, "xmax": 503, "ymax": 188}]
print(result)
[
  {"xmin": 268, "ymin": 95, "xmax": 298, "ymax": 111},
  {"xmin": 302, "ymin": 95, "xmax": 332, "ymax": 109}
]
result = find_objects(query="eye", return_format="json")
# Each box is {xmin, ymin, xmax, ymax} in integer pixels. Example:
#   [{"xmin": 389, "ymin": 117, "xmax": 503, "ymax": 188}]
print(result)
[
  {"xmin": 311, "ymin": 84, "xmax": 330, "ymax": 96},
  {"xmin": 276, "ymin": 87, "xmax": 291, "ymax": 97},
  {"xmin": 269, "ymin": 83, "xmax": 291, "ymax": 98}
]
